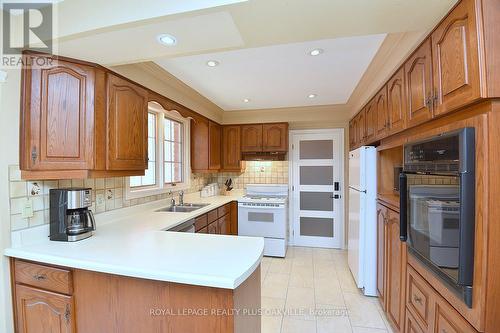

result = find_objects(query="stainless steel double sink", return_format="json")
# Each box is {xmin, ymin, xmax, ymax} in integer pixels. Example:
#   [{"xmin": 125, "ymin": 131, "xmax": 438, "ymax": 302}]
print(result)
[{"xmin": 155, "ymin": 203, "xmax": 210, "ymax": 213}]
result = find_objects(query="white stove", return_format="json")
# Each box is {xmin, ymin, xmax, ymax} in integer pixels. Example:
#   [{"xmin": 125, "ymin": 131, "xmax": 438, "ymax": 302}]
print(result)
[{"xmin": 238, "ymin": 184, "xmax": 288, "ymax": 257}]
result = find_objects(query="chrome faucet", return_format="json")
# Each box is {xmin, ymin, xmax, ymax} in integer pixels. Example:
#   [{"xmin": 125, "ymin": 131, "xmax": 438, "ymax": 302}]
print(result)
[
  {"xmin": 169, "ymin": 191, "xmax": 175, "ymax": 206},
  {"xmin": 179, "ymin": 191, "xmax": 184, "ymax": 205}
]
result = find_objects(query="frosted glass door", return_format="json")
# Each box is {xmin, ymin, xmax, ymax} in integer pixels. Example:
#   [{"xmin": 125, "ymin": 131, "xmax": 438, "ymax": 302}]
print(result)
[{"xmin": 291, "ymin": 130, "xmax": 344, "ymax": 248}]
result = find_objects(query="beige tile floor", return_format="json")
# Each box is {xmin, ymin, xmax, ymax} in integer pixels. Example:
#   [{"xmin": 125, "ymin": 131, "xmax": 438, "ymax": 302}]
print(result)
[{"xmin": 260, "ymin": 247, "xmax": 394, "ymax": 333}]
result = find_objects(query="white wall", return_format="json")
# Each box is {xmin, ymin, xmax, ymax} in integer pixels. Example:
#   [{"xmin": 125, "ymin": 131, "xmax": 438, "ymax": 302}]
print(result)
[{"xmin": 0, "ymin": 68, "xmax": 21, "ymax": 332}]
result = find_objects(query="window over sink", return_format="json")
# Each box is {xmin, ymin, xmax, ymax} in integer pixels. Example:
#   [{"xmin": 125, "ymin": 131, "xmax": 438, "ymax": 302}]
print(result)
[{"xmin": 126, "ymin": 102, "xmax": 191, "ymax": 199}]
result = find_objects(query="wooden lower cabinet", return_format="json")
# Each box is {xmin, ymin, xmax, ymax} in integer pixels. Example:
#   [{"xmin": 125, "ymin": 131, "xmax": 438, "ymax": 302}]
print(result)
[
  {"xmin": 406, "ymin": 309, "xmax": 426, "ymax": 333},
  {"xmin": 15, "ymin": 284, "xmax": 75, "ymax": 333},
  {"xmin": 12, "ymin": 259, "xmax": 260, "ymax": 333},
  {"xmin": 406, "ymin": 264, "xmax": 478, "ymax": 333},
  {"xmin": 196, "ymin": 202, "xmax": 236, "ymax": 236},
  {"xmin": 377, "ymin": 202, "xmax": 406, "ymax": 332},
  {"xmin": 208, "ymin": 221, "xmax": 218, "ymax": 234},
  {"xmin": 386, "ymin": 208, "xmax": 407, "ymax": 332},
  {"xmin": 376, "ymin": 204, "xmax": 387, "ymax": 309}
]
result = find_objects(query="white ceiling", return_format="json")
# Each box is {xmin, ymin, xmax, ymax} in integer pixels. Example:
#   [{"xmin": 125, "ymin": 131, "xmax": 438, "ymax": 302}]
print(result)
[
  {"xmin": 156, "ymin": 35, "xmax": 386, "ymax": 110},
  {"xmin": 50, "ymin": 0, "xmax": 458, "ymax": 112}
]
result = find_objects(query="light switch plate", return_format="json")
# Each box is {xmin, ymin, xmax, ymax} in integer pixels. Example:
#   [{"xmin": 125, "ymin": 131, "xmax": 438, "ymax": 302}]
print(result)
[{"xmin": 21, "ymin": 198, "xmax": 34, "ymax": 218}]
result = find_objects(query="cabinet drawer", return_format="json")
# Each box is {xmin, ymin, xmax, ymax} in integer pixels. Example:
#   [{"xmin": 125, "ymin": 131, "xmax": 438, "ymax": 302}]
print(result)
[
  {"xmin": 434, "ymin": 298, "xmax": 477, "ymax": 333},
  {"xmin": 217, "ymin": 203, "xmax": 230, "ymax": 217},
  {"xmin": 15, "ymin": 260, "xmax": 72, "ymax": 295},
  {"xmin": 406, "ymin": 309, "xmax": 425, "ymax": 333},
  {"xmin": 207, "ymin": 210, "xmax": 218, "ymax": 224},
  {"xmin": 194, "ymin": 215, "xmax": 208, "ymax": 231},
  {"xmin": 407, "ymin": 266, "xmax": 432, "ymax": 329}
]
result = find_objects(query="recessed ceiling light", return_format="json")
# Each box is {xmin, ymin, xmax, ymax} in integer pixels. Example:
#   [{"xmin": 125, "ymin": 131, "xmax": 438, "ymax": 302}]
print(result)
[
  {"xmin": 157, "ymin": 34, "xmax": 177, "ymax": 46},
  {"xmin": 308, "ymin": 94, "xmax": 317, "ymax": 98},
  {"xmin": 206, "ymin": 60, "xmax": 220, "ymax": 67},
  {"xmin": 309, "ymin": 48, "xmax": 324, "ymax": 56},
  {"xmin": 243, "ymin": 98, "xmax": 250, "ymax": 103}
]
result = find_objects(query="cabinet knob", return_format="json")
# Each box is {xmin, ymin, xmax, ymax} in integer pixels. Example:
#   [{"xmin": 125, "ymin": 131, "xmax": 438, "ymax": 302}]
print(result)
[{"xmin": 413, "ymin": 295, "xmax": 423, "ymax": 305}]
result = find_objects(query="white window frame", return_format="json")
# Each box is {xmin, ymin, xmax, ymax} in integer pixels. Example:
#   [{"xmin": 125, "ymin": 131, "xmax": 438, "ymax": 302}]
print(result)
[{"xmin": 125, "ymin": 104, "xmax": 191, "ymax": 200}]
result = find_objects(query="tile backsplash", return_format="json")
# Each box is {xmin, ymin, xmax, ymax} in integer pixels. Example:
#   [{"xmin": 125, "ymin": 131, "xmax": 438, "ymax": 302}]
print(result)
[
  {"xmin": 8, "ymin": 165, "xmax": 210, "ymax": 231},
  {"xmin": 210, "ymin": 161, "xmax": 289, "ymax": 190},
  {"xmin": 8, "ymin": 161, "xmax": 289, "ymax": 231}
]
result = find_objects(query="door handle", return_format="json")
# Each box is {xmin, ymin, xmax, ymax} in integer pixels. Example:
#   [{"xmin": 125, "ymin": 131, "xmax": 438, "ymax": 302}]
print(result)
[{"xmin": 331, "ymin": 194, "xmax": 341, "ymax": 199}]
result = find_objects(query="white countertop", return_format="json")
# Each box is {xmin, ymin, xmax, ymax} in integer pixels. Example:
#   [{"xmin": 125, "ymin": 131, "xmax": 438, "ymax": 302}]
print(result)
[{"xmin": 4, "ymin": 191, "xmax": 264, "ymax": 289}]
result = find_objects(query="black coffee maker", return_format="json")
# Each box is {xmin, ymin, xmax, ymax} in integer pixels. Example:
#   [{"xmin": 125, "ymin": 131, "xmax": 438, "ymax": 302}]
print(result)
[{"xmin": 50, "ymin": 188, "xmax": 96, "ymax": 241}]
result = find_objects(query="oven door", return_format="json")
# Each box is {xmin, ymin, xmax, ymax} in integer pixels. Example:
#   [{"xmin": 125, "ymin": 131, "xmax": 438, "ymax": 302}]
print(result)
[
  {"xmin": 400, "ymin": 173, "xmax": 474, "ymax": 289},
  {"xmin": 238, "ymin": 203, "xmax": 286, "ymax": 239}
]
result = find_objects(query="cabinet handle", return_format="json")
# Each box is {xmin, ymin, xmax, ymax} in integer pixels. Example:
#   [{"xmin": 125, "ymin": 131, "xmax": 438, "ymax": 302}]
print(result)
[
  {"xmin": 31, "ymin": 147, "xmax": 37, "ymax": 164},
  {"xmin": 32, "ymin": 273, "xmax": 47, "ymax": 281},
  {"xmin": 425, "ymin": 96, "xmax": 433, "ymax": 109},
  {"xmin": 64, "ymin": 304, "xmax": 71, "ymax": 325},
  {"xmin": 413, "ymin": 295, "xmax": 423, "ymax": 305}
]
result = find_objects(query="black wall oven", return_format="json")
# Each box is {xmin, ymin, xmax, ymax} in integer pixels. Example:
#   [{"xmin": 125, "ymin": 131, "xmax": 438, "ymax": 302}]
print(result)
[{"xmin": 399, "ymin": 128, "xmax": 475, "ymax": 308}]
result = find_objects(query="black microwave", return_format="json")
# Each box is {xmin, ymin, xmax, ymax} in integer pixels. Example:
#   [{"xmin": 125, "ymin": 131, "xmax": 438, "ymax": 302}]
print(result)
[{"xmin": 399, "ymin": 128, "xmax": 475, "ymax": 308}]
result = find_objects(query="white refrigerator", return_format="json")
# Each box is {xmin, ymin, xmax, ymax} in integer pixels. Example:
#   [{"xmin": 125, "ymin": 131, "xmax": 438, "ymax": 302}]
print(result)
[{"xmin": 348, "ymin": 146, "xmax": 377, "ymax": 297}]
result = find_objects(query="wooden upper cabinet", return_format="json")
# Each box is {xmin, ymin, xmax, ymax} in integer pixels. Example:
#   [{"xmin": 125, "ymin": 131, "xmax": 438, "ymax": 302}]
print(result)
[
  {"xmin": 208, "ymin": 121, "xmax": 221, "ymax": 170},
  {"xmin": 431, "ymin": 0, "xmax": 482, "ymax": 117},
  {"xmin": 386, "ymin": 208, "xmax": 406, "ymax": 332},
  {"xmin": 191, "ymin": 116, "xmax": 209, "ymax": 172},
  {"xmin": 21, "ymin": 57, "xmax": 95, "ymax": 171},
  {"xmin": 357, "ymin": 108, "xmax": 367, "ymax": 144},
  {"xmin": 15, "ymin": 284, "xmax": 75, "ymax": 333},
  {"xmin": 222, "ymin": 125, "xmax": 244, "ymax": 171},
  {"xmin": 106, "ymin": 74, "xmax": 148, "ymax": 170},
  {"xmin": 365, "ymin": 100, "xmax": 377, "ymax": 143},
  {"xmin": 191, "ymin": 118, "xmax": 221, "ymax": 173},
  {"xmin": 377, "ymin": 204, "xmax": 387, "ymax": 310},
  {"xmin": 405, "ymin": 39, "xmax": 433, "ymax": 128},
  {"xmin": 349, "ymin": 120, "xmax": 355, "ymax": 149},
  {"xmin": 375, "ymin": 86, "xmax": 388, "ymax": 139},
  {"xmin": 262, "ymin": 123, "xmax": 288, "ymax": 152},
  {"xmin": 387, "ymin": 67, "xmax": 407, "ymax": 135},
  {"xmin": 241, "ymin": 124, "xmax": 263, "ymax": 152}
]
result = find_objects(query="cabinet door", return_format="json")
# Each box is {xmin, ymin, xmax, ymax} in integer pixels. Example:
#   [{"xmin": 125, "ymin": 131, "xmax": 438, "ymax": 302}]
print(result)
[
  {"xmin": 16, "ymin": 284, "xmax": 74, "ymax": 333},
  {"xmin": 23, "ymin": 58, "xmax": 95, "ymax": 171},
  {"xmin": 241, "ymin": 125, "xmax": 263, "ymax": 152},
  {"xmin": 230, "ymin": 201, "xmax": 238, "ymax": 235},
  {"xmin": 386, "ymin": 208, "xmax": 406, "ymax": 332},
  {"xmin": 262, "ymin": 123, "xmax": 288, "ymax": 152},
  {"xmin": 357, "ymin": 108, "xmax": 367, "ymax": 144},
  {"xmin": 434, "ymin": 298, "xmax": 477, "ymax": 333},
  {"xmin": 107, "ymin": 74, "xmax": 148, "ymax": 170},
  {"xmin": 208, "ymin": 121, "xmax": 221, "ymax": 170},
  {"xmin": 387, "ymin": 68, "xmax": 407, "ymax": 135},
  {"xmin": 349, "ymin": 120, "xmax": 355, "ymax": 149},
  {"xmin": 222, "ymin": 126, "xmax": 243, "ymax": 171},
  {"xmin": 376, "ymin": 204, "xmax": 387, "ymax": 309},
  {"xmin": 208, "ymin": 222, "xmax": 218, "ymax": 234},
  {"xmin": 365, "ymin": 101, "xmax": 377, "ymax": 143},
  {"xmin": 191, "ymin": 116, "xmax": 209, "ymax": 172},
  {"xmin": 218, "ymin": 214, "xmax": 229, "ymax": 235},
  {"xmin": 375, "ymin": 86, "xmax": 388, "ymax": 139},
  {"xmin": 431, "ymin": 0, "xmax": 482, "ymax": 117},
  {"xmin": 405, "ymin": 39, "xmax": 433, "ymax": 128}
]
